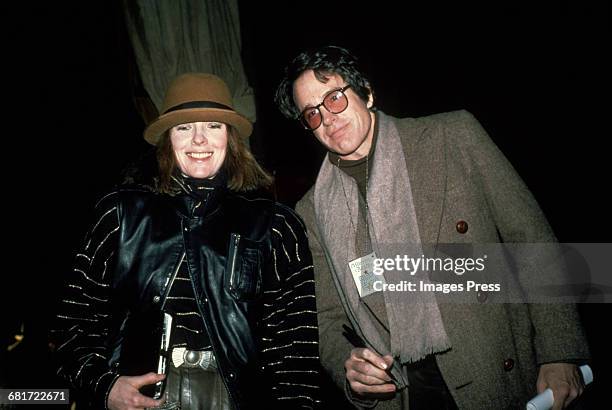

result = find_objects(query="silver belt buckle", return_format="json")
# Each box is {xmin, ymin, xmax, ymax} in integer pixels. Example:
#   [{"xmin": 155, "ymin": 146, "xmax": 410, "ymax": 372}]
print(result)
[{"xmin": 172, "ymin": 348, "xmax": 216, "ymax": 371}]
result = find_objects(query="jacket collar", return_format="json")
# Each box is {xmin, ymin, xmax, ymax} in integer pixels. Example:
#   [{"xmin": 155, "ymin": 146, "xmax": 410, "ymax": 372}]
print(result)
[{"xmin": 170, "ymin": 170, "xmax": 227, "ymax": 218}]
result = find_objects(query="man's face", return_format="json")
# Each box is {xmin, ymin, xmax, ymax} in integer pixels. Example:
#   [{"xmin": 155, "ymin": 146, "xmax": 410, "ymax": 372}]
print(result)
[{"xmin": 292, "ymin": 70, "xmax": 374, "ymax": 160}]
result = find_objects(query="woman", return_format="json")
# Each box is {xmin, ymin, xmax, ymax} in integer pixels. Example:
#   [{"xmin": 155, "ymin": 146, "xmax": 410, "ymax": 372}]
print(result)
[{"xmin": 52, "ymin": 73, "xmax": 321, "ymax": 409}]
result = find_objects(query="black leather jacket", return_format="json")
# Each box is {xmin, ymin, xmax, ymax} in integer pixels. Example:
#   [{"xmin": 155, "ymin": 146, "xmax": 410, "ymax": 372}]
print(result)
[
  {"xmin": 53, "ymin": 184, "xmax": 321, "ymax": 409},
  {"xmin": 110, "ymin": 185, "xmax": 276, "ymax": 407}
]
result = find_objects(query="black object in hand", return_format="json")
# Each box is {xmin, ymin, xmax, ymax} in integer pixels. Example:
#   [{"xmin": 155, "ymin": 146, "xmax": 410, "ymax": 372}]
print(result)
[{"xmin": 342, "ymin": 324, "xmax": 367, "ymax": 348}]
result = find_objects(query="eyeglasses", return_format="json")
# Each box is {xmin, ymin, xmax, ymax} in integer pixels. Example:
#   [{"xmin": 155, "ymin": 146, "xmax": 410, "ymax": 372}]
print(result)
[{"xmin": 298, "ymin": 85, "xmax": 351, "ymax": 130}]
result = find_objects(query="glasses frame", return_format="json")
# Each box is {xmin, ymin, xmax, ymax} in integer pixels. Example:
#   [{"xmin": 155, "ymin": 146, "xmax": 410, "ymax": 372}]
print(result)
[{"xmin": 298, "ymin": 85, "xmax": 352, "ymax": 131}]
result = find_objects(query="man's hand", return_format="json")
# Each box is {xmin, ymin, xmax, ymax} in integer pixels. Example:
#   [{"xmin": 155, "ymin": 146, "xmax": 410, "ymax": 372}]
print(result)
[
  {"xmin": 537, "ymin": 363, "xmax": 584, "ymax": 410},
  {"xmin": 345, "ymin": 348, "xmax": 396, "ymax": 396},
  {"xmin": 107, "ymin": 372, "xmax": 166, "ymax": 410}
]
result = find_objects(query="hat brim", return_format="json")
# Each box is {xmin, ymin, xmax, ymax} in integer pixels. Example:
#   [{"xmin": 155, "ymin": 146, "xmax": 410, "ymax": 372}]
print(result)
[{"xmin": 143, "ymin": 108, "xmax": 253, "ymax": 145}]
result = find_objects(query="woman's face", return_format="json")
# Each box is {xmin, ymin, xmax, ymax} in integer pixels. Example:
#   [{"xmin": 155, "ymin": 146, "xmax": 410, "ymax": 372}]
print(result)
[{"xmin": 170, "ymin": 121, "xmax": 228, "ymax": 179}]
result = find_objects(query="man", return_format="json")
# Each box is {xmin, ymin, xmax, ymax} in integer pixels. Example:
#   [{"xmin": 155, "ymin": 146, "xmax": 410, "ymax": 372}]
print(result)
[{"xmin": 275, "ymin": 45, "xmax": 590, "ymax": 409}]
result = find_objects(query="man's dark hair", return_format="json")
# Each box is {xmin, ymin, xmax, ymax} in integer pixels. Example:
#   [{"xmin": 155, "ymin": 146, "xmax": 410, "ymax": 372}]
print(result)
[{"xmin": 275, "ymin": 45, "xmax": 372, "ymax": 120}]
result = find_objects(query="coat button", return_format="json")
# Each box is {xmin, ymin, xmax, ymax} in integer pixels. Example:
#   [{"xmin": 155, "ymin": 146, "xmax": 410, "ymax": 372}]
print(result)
[
  {"xmin": 456, "ymin": 220, "xmax": 468, "ymax": 234},
  {"xmin": 228, "ymin": 372, "xmax": 235, "ymax": 379},
  {"xmin": 503, "ymin": 358, "xmax": 515, "ymax": 371},
  {"xmin": 153, "ymin": 295, "xmax": 161, "ymax": 304},
  {"xmin": 476, "ymin": 291, "xmax": 487, "ymax": 303}
]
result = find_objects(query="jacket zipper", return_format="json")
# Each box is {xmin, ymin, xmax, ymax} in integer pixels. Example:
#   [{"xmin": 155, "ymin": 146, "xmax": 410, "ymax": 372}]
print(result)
[
  {"xmin": 228, "ymin": 233, "xmax": 241, "ymax": 292},
  {"xmin": 160, "ymin": 252, "xmax": 185, "ymax": 310}
]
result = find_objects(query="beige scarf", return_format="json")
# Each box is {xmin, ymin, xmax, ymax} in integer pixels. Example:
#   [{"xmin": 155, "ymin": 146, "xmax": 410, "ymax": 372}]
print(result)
[{"xmin": 314, "ymin": 111, "xmax": 451, "ymax": 366}]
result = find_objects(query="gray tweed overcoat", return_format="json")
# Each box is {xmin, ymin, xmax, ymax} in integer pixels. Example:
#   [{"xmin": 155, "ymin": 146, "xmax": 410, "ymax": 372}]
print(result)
[{"xmin": 296, "ymin": 110, "xmax": 590, "ymax": 409}]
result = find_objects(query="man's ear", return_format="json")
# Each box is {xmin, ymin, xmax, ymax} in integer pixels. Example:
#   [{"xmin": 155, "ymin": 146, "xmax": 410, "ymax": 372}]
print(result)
[{"xmin": 365, "ymin": 84, "xmax": 374, "ymax": 109}]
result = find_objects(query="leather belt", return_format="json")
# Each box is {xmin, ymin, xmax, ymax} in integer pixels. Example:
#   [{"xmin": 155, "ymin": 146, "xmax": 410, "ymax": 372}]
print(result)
[{"xmin": 171, "ymin": 347, "xmax": 217, "ymax": 371}]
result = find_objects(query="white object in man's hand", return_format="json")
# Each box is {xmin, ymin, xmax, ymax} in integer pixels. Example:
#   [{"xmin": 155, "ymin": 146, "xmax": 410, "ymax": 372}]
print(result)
[{"xmin": 526, "ymin": 364, "xmax": 592, "ymax": 410}]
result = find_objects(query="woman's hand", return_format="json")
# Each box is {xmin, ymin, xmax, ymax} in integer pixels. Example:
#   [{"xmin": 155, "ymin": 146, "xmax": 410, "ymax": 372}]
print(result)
[{"xmin": 107, "ymin": 372, "xmax": 166, "ymax": 410}]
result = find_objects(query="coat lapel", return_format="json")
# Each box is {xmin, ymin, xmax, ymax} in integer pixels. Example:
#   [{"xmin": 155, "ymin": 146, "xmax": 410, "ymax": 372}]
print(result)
[{"xmin": 394, "ymin": 117, "xmax": 447, "ymax": 247}]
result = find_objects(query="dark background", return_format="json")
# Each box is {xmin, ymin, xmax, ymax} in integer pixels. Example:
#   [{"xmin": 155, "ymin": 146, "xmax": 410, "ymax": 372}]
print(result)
[{"xmin": 3, "ymin": 0, "xmax": 610, "ymax": 405}]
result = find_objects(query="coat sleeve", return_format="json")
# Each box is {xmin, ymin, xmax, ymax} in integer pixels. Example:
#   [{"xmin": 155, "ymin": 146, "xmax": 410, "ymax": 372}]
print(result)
[
  {"xmin": 296, "ymin": 194, "xmax": 378, "ymax": 409},
  {"xmin": 449, "ymin": 110, "xmax": 590, "ymax": 364},
  {"xmin": 50, "ymin": 191, "xmax": 121, "ymax": 409},
  {"xmin": 258, "ymin": 205, "xmax": 323, "ymax": 409}
]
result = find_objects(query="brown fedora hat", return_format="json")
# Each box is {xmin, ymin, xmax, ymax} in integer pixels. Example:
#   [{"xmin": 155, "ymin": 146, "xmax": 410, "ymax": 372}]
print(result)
[{"xmin": 143, "ymin": 73, "xmax": 253, "ymax": 145}]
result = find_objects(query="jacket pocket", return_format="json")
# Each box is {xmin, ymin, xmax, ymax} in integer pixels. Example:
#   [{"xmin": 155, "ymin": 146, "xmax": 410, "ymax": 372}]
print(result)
[{"xmin": 227, "ymin": 233, "xmax": 263, "ymax": 301}]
